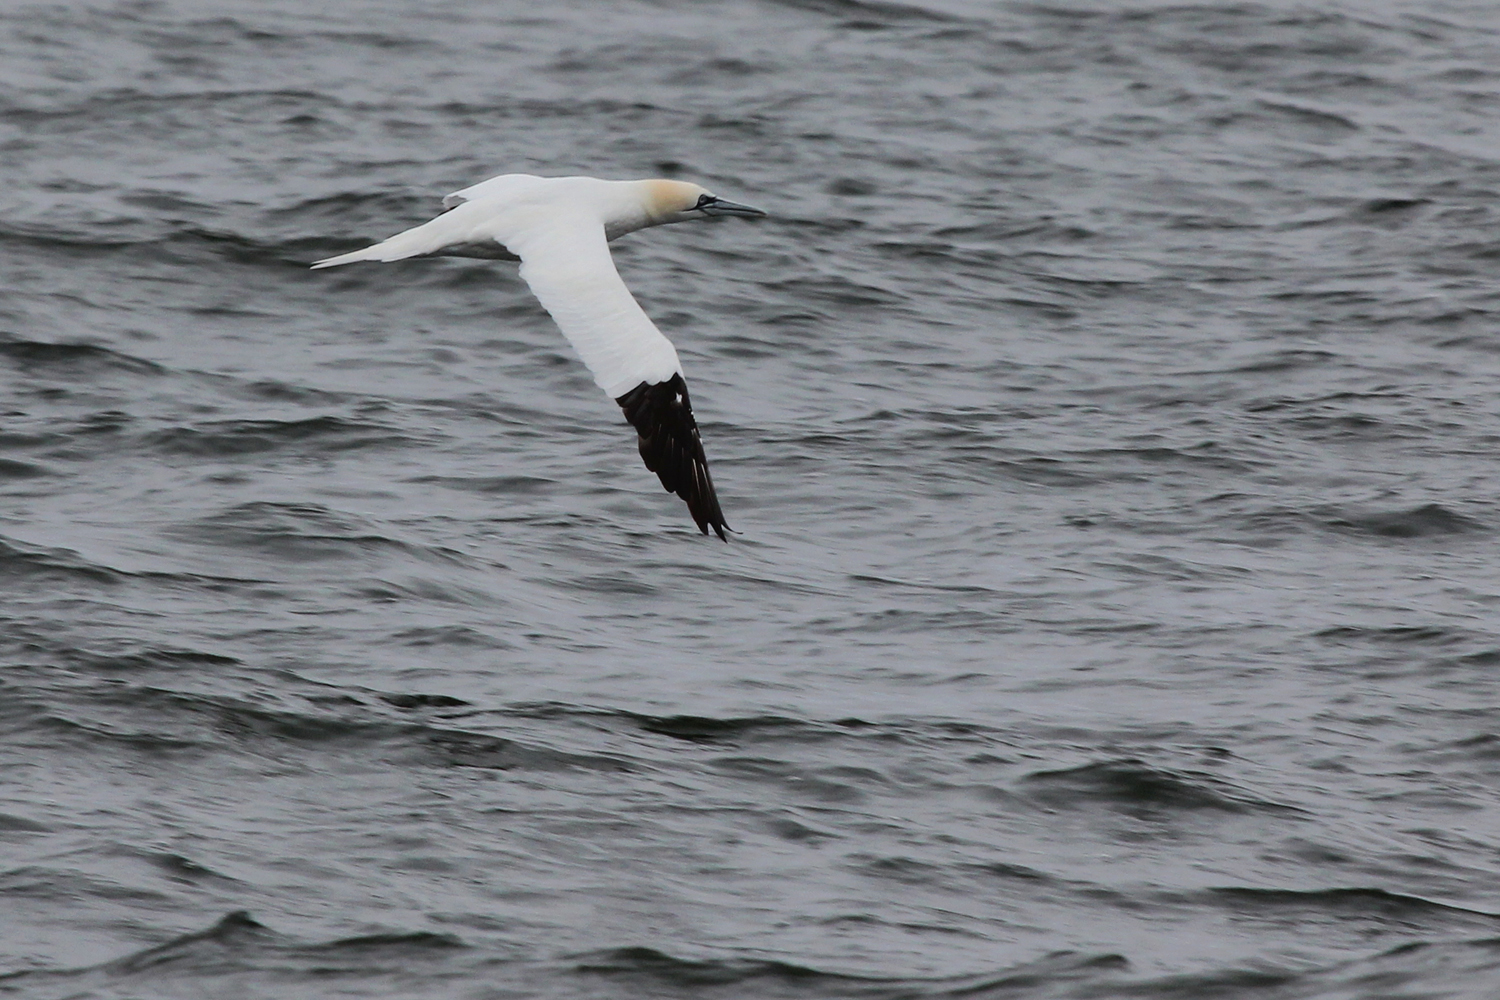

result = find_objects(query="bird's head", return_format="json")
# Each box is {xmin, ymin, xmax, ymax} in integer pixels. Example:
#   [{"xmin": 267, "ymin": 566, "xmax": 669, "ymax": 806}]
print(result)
[{"xmin": 642, "ymin": 180, "xmax": 767, "ymax": 226}]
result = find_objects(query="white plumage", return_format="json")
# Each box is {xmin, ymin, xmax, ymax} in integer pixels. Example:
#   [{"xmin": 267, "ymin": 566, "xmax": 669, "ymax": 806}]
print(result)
[{"xmin": 312, "ymin": 173, "xmax": 766, "ymax": 539}]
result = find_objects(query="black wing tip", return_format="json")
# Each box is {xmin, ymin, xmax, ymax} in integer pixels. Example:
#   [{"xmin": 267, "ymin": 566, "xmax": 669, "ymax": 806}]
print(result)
[{"xmin": 616, "ymin": 375, "xmax": 731, "ymax": 539}]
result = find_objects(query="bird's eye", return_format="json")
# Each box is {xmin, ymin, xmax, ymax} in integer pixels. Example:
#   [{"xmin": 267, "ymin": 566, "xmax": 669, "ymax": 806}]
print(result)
[{"xmin": 694, "ymin": 194, "xmax": 718, "ymax": 210}]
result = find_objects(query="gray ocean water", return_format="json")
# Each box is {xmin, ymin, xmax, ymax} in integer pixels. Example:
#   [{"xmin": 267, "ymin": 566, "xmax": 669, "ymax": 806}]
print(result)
[{"xmin": 4, "ymin": 0, "xmax": 1500, "ymax": 997}]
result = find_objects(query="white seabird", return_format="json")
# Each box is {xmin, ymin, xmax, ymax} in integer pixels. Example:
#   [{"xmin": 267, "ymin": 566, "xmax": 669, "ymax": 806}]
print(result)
[{"xmin": 312, "ymin": 173, "xmax": 766, "ymax": 540}]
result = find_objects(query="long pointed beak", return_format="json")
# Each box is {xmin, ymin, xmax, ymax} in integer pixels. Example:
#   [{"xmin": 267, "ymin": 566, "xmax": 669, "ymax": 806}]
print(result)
[{"xmin": 700, "ymin": 198, "xmax": 766, "ymax": 219}]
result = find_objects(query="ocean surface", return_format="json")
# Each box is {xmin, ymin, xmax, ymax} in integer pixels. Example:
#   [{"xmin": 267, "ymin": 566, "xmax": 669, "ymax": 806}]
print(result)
[{"xmin": 4, "ymin": 0, "xmax": 1500, "ymax": 996}]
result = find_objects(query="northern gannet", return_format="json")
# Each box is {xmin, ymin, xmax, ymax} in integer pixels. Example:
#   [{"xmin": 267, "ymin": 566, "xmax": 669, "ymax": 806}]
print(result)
[{"xmin": 312, "ymin": 173, "xmax": 766, "ymax": 540}]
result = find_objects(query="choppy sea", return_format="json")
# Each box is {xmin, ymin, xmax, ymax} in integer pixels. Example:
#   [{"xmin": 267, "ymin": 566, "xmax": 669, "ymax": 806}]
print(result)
[{"xmin": 4, "ymin": 0, "xmax": 1500, "ymax": 997}]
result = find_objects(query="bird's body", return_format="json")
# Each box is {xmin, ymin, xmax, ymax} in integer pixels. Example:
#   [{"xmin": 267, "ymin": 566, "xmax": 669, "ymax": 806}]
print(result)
[{"xmin": 312, "ymin": 174, "xmax": 765, "ymax": 540}]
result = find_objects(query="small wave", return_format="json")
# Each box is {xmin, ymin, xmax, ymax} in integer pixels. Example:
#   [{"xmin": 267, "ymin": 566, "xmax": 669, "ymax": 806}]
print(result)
[
  {"xmin": 265, "ymin": 190, "xmax": 429, "ymax": 223},
  {"xmin": 0, "ymin": 540, "xmax": 262, "ymax": 602},
  {"xmin": 1444, "ymin": 733, "xmax": 1500, "ymax": 761},
  {"xmin": 571, "ymin": 945, "xmax": 840, "ymax": 987},
  {"xmin": 763, "ymin": 814, "xmax": 841, "ymax": 843},
  {"xmin": 421, "ymin": 730, "xmax": 635, "ymax": 773},
  {"xmin": 0, "ymin": 536, "xmax": 123, "ymax": 587},
  {"xmin": 1209, "ymin": 100, "xmax": 1361, "ymax": 143},
  {"xmin": 951, "ymin": 444, "xmax": 1255, "ymax": 489},
  {"xmin": 1090, "ymin": 545, "xmax": 1250, "ymax": 581},
  {"xmin": 298, "ymin": 928, "xmax": 466, "ymax": 954},
  {"xmin": 764, "ymin": 272, "xmax": 909, "ymax": 309},
  {"xmin": 0, "ymin": 84, "xmax": 331, "ymax": 121},
  {"xmin": 0, "ymin": 812, "xmax": 51, "ymax": 833},
  {"xmin": 760, "ymin": 0, "xmax": 971, "ymax": 26},
  {"xmin": 1019, "ymin": 759, "xmax": 1302, "ymax": 817},
  {"xmin": 389, "ymin": 624, "xmax": 516, "ymax": 650},
  {"xmin": 499, "ymin": 703, "xmax": 997, "ymax": 755},
  {"xmin": 167, "ymin": 502, "xmax": 417, "ymax": 562},
  {"xmin": 236, "ymin": 379, "xmax": 355, "ymax": 405},
  {"xmin": 0, "ymin": 337, "xmax": 164, "ymax": 376},
  {"xmin": 1080, "ymin": 444, "xmax": 1252, "ymax": 472},
  {"xmin": 0, "ymin": 213, "xmax": 367, "ymax": 270},
  {"xmin": 1204, "ymin": 886, "xmax": 1500, "ymax": 925},
  {"xmin": 1355, "ymin": 196, "xmax": 1429, "ymax": 218},
  {"xmin": 0, "ymin": 911, "xmax": 466, "ymax": 996},
  {"xmin": 825, "ymin": 606, "xmax": 1020, "ymax": 635},
  {"xmin": 0, "ymin": 222, "xmax": 155, "ymax": 258},
  {"xmin": 1218, "ymin": 502, "xmax": 1487, "ymax": 543},
  {"xmin": 145, "ymin": 416, "xmax": 410, "ymax": 458},
  {"xmin": 160, "ymin": 225, "xmax": 339, "ymax": 269},
  {"xmin": 708, "ymin": 757, "xmax": 877, "ymax": 804},
  {"xmin": 628, "ymin": 713, "xmax": 810, "ymax": 744},
  {"xmin": 961, "ymin": 860, "xmax": 1055, "ymax": 883},
  {"xmin": 1320, "ymin": 503, "xmax": 1485, "ymax": 539},
  {"xmin": 407, "ymin": 473, "xmax": 557, "ymax": 495},
  {"xmin": 45, "ymin": 925, "xmax": 1484, "ymax": 1000},
  {"xmin": 146, "ymin": 851, "xmax": 240, "ymax": 885},
  {"xmin": 571, "ymin": 944, "xmax": 1126, "ymax": 996},
  {"xmin": 377, "ymin": 692, "xmax": 471, "ymax": 710},
  {"xmin": 1282, "ymin": 412, "xmax": 1433, "ymax": 443},
  {"xmin": 1314, "ymin": 624, "xmax": 1476, "ymax": 646},
  {"xmin": 0, "ymin": 865, "xmax": 170, "ymax": 904},
  {"xmin": 69, "ymin": 646, "xmax": 241, "ymax": 672},
  {"xmin": 1287, "ymin": 937, "xmax": 1500, "ymax": 999},
  {"xmin": 1221, "ymin": 349, "xmax": 1342, "ymax": 375},
  {"xmin": 8, "ymin": 682, "xmax": 633, "ymax": 775},
  {"xmin": 0, "ymin": 457, "xmax": 50, "ymax": 479},
  {"xmin": 851, "ymin": 854, "xmax": 950, "ymax": 886},
  {"xmin": 555, "ymin": 572, "xmax": 662, "ymax": 597}
]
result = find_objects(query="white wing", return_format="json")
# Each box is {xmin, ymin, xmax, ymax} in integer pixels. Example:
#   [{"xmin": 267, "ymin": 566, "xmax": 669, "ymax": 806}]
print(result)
[
  {"xmin": 310, "ymin": 197, "xmax": 511, "ymax": 267},
  {"xmin": 313, "ymin": 194, "xmax": 681, "ymax": 399},
  {"xmin": 440, "ymin": 172, "xmax": 544, "ymax": 210},
  {"xmin": 508, "ymin": 212, "xmax": 682, "ymax": 399},
  {"xmin": 311, "ymin": 174, "xmax": 547, "ymax": 267}
]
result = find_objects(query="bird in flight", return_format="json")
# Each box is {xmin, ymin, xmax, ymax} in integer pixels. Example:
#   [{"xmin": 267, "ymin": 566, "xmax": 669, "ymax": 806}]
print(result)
[{"xmin": 312, "ymin": 173, "xmax": 766, "ymax": 540}]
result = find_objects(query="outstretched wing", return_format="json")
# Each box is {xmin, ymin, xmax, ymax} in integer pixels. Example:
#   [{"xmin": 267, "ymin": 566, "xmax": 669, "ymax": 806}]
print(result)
[
  {"xmin": 511, "ymin": 216, "xmax": 729, "ymax": 540},
  {"xmin": 507, "ymin": 213, "xmax": 681, "ymax": 398},
  {"xmin": 311, "ymin": 176, "xmax": 548, "ymax": 268}
]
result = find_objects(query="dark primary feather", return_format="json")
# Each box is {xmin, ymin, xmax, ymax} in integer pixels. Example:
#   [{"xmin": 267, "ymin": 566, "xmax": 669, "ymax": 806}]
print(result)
[{"xmin": 615, "ymin": 374, "xmax": 729, "ymax": 540}]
